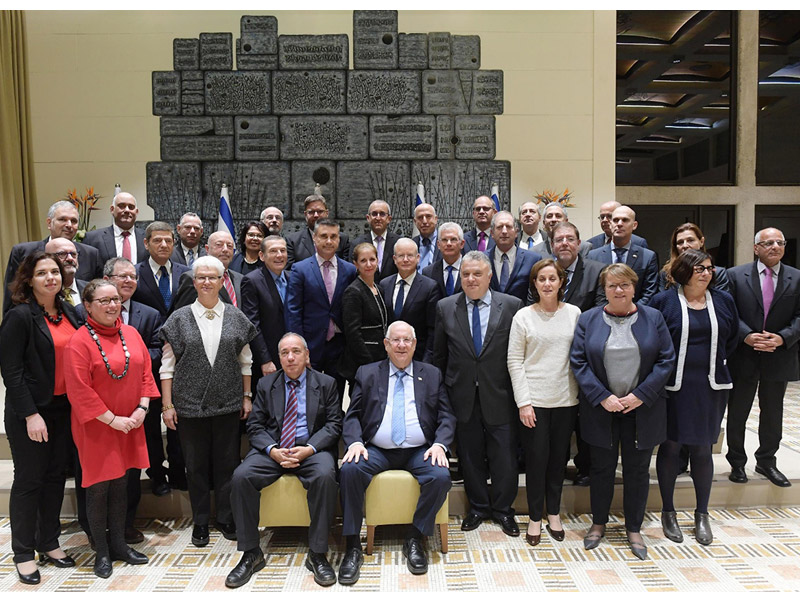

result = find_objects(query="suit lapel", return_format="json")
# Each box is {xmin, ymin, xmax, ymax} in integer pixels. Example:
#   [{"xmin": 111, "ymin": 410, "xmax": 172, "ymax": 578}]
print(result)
[
  {"xmin": 746, "ymin": 262, "xmax": 764, "ymax": 312},
  {"xmin": 401, "ymin": 276, "xmax": 423, "ymax": 318},
  {"xmin": 565, "ymin": 257, "xmax": 584, "ymax": 303},
  {"xmin": 139, "ymin": 265, "xmax": 166, "ymax": 313},
  {"xmin": 263, "ymin": 268, "xmax": 285, "ymax": 311},
  {"xmin": 376, "ymin": 360, "xmax": 390, "ymax": 417},
  {"xmin": 305, "ymin": 370, "xmax": 320, "ymax": 433},
  {"xmin": 332, "ymin": 257, "xmax": 350, "ymax": 305},
  {"xmin": 102, "ymin": 227, "xmax": 116, "ymax": 259},
  {"xmin": 302, "ymin": 230, "xmax": 315, "ymax": 258},
  {"xmin": 454, "ymin": 294, "xmax": 476, "ymax": 356},
  {"xmin": 482, "ymin": 293, "xmax": 502, "ymax": 352},
  {"xmin": 626, "ymin": 247, "xmax": 640, "ymax": 270},
  {"xmin": 772, "ymin": 264, "xmax": 790, "ymax": 305},
  {"xmin": 32, "ymin": 305, "xmax": 54, "ymax": 346},
  {"xmin": 272, "ymin": 373, "xmax": 287, "ymax": 429},
  {"xmin": 411, "ymin": 361, "xmax": 425, "ymax": 423},
  {"xmin": 308, "ymin": 258, "xmax": 330, "ymax": 307}
]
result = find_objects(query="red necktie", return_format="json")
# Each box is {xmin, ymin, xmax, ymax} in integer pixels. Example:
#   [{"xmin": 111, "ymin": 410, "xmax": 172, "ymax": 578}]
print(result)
[
  {"xmin": 121, "ymin": 230, "xmax": 132, "ymax": 261},
  {"xmin": 280, "ymin": 380, "xmax": 299, "ymax": 449},
  {"xmin": 223, "ymin": 271, "xmax": 237, "ymax": 307}
]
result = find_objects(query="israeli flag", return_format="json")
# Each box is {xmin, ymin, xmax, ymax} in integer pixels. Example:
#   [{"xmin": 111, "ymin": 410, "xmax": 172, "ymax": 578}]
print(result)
[
  {"xmin": 490, "ymin": 182, "xmax": 501, "ymax": 211},
  {"xmin": 412, "ymin": 182, "xmax": 426, "ymax": 237},
  {"xmin": 217, "ymin": 183, "xmax": 235, "ymax": 239}
]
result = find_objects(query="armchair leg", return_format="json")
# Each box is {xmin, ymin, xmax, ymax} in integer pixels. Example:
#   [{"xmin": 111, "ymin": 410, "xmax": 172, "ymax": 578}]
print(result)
[
  {"xmin": 439, "ymin": 523, "xmax": 448, "ymax": 553},
  {"xmin": 366, "ymin": 525, "xmax": 375, "ymax": 555}
]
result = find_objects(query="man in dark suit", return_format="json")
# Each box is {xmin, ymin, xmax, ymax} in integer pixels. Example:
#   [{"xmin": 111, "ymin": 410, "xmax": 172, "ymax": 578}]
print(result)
[
  {"xmin": 550, "ymin": 222, "xmax": 605, "ymax": 313},
  {"xmin": 726, "ymin": 227, "xmax": 800, "ymax": 488},
  {"xmin": 3, "ymin": 200, "xmax": 102, "ymax": 314},
  {"xmin": 379, "ymin": 238, "xmax": 441, "ymax": 363},
  {"xmin": 170, "ymin": 212, "xmax": 206, "ymax": 267},
  {"xmin": 487, "ymin": 211, "xmax": 542, "ymax": 302},
  {"xmin": 82, "ymin": 192, "xmax": 147, "ymax": 265},
  {"xmin": 412, "ymin": 202, "xmax": 440, "ymax": 272},
  {"xmin": 588, "ymin": 205, "xmax": 658, "ymax": 305},
  {"xmin": 170, "ymin": 231, "xmax": 242, "ymax": 312},
  {"xmin": 286, "ymin": 194, "xmax": 351, "ymax": 269},
  {"xmin": 338, "ymin": 321, "xmax": 455, "ymax": 584},
  {"xmin": 44, "ymin": 238, "xmax": 85, "ymax": 306},
  {"xmin": 531, "ymin": 203, "xmax": 592, "ymax": 259},
  {"xmin": 132, "ymin": 222, "xmax": 191, "ymax": 318},
  {"xmin": 260, "ymin": 206, "xmax": 284, "ymax": 236},
  {"xmin": 241, "ymin": 235, "xmax": 289, "ymax": 394},
  {"xmin": 586, "ymin": 200, "xmax": 648, "ymax": 250},
  {"xmin": 463, "ymin": 195, "xmax": 496, "ymax": 254},
  {"xmin": 286, "ymin": 219, "xmax": 357, "ymax": 400},
  {"xmin": 422, "ymin": 222, "xmax": 465, "ymax": 298},
  {"xmin": 517, "ymin": 201, "xmax": 545, "ymax": 250},
  {"xmin": 352, "ymin": 199, "xmax": 400, "ymax": 282},
  {"xmin": 433, "ymin": 251, "xmax": 523, "ymax": 537},
  {"xmin": 226, "ymin": 333, "xmax": 342, "ymax": 588}
]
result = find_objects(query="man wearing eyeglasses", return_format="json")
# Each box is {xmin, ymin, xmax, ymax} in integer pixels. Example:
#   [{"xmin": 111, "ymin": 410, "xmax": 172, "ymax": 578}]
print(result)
[
  {"xmin": 260, "ymin": 206, "xmax": 284, "ymax": 236},
  {"xmin": 463, "ymin": 196, "xmax": 496, "ymax": 254},
  {"xmin": 44, "ymin": 238, "xmax": 86, "ymax": 305},
  {"xmin": 726, "ymin": 227, "xmax": 800, "ymax": 489},
  {"xmin": 352, "ymin": 200, "xmax": 400, "ymax": 282},
  {"xmin": 285, "ymin": 194, "xmax": 351, "ymax": 270},
  {"xmin": 586, "ymin": 201, "xmax": 648, "ymax": 250}
]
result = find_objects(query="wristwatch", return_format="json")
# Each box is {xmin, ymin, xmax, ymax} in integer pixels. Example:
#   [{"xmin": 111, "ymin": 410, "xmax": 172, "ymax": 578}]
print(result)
[
  {"xmin": 136, "ymin": 404, "xmax": 149, "ymax": 414},
  {"xmin": 243, "ymin": 391, "xmax": 253, "ymax": 398}
]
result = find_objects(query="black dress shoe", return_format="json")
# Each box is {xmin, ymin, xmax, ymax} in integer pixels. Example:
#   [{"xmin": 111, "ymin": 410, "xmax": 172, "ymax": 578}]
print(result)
[
  {"xmin": 755, "ymin": 464, "xmax": 791, "ymax": 488},
  {"xmin": 191, "ymin": 524, "xmax": 210, "ymax": 547},
  {"xmin": 225, "ymin": 550, "xmax": 265, "ymax": 589},
  {"xmin": 573, "ymin": 473, "xmax": 590, "ymax": 487},
  {"xmin": 94, "ymin": 555, "xmax": 113, "ymax": 579},
  {"xmin": 337, "ymin": 547, "xmax": 363, "ymax": 586},
  {"xmin": 110, "ymin": 546, "xmax": 149, "ymax": 565},
  {"xmin": 728, "ymin": 466, "xmax": 748, "ymax": 483},
  {"xmin": 151, "ymin": 481, "xmax": 171, "ymax": 497},
  {"xmin": 38, "ymin": 552, "xmax": 77, "ymax": 568},
  {"xmin": 216, "ymin": 521, "xmax": 237, "ymax": 541},
  {"xmin": 125, "ymin": 526, "xmax": 145, "ymax": 544},
  {"xmin": 15, "ymin": 565, "xmax": 41, "ymax": 585},
  {"xmin": 305, "ymin": 551, "xmax": 336, "ymax": 586},
  {"xmin": 403, "ymin": 538, "xmax": 428, "ymax": 575},
  {"xmin": 461, "ymin": 512, "xmax": 484, "ymax": 531},
  {"xmin": 495, "ymin": 515, "xmax": 520, "ymax": 537}
]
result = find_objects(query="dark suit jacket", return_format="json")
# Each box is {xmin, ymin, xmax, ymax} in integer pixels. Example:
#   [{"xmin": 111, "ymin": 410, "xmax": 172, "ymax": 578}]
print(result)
[
  {"xmin": 170, "ymin": 268, "xmax": 243, "ymax": 314},
  {"xmin": 487, "ymin": 247, "xmax": 542, "ymax": 302},
  {"xmin": 0, "ymin": 301, "xmax": 82, "ymax": 418},
  {"xmin": 247, "ymin": 368, "xmax": 342, "ymax": 455},
  {"xmin": 128, "ymin": 300, "xmax": 164, "ymax": 380},
  {"xmin": 170, "ymin": 244, "xmax": 206, "ymax": 266},
  {"xmin": 3, "ymin": 239, "xmax": 102, "ymax": 315},
  {"xmin": 82, "ymin": 225, "xmax": 147, "ymax": 265},
  {"xmin": 379, "ymin": 273, "xmax": 441, "ymax": 363},
  {"xmin": 562, "ymin": 256, "xmax": 606, "ymax": 312},
  {"xmin": 285, "ymin": 228, "xmax": 351, "ymax": 270},
  {"xmin": 587, "ymin": 232, "xmax": 648, "ymax": 250},
  {"xmin": 343, "ymin": 359, "xmax": 456, "ymax": 450},
  {"xmin": 726, "ymin": 261, "xmax": 800, "ymax": 382},
  {"xmin": 589, "ymin": 243, "xmax": 659, "ymax": 306},
  {"xmin": 433, "ymin": 291, "xmax": 522, "ymax": 426},
  {"xmin": 463, "ymin": 228, "xmax": 495, "ymax": 254},
  {"xmin": 352, "ymin": 231, "xmax": 400, "ymax": 282},
  {"xmin": 339, "ymin": 278, "xmax": 388, "ymax": 381},
  {"xmin": 285, "ymin": 255, "xmax": 357, "ymax": 367},
  {"xmin": 570, "ymin": 304, "xmax": 675, "ymax": 449},
  {"xmin": 422, "ymin": 259, "xmax": 462, "ymax": 298},
  {"xmin": 532, "ymin": 238, "xmax": 592, "ymax": 260},
  {"xmin": 241, "ymin": 266, "xmax": 287, "ymax": 369},
  {"xmin": 131, "ymin": 260, "xmax": 190, "ymax": 317}
]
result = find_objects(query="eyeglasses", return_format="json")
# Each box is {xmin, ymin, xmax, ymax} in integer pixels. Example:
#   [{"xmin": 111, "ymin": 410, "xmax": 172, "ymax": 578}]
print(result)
[
  {"xmin": 92, "ymin": 296, "xmax": 122, "ymax": 305},
  {"xmin": 369, "ymin": 211, "xmax": 389, "ymax": 218},
  {"xmin": 195, "ymin": 275, "xmax": 220, "ymax": 282},
  {"xmin": 394, "ymin": 254, "xmax": 417, "ymax": 261},
  {"xmin": 605, "ymin": 282, "xmax": 633, "ymax": 291},
  {"xmin": 54, "ymin": 251, "xmax": 77, "ymax": 259},
  {"xmin": 598, "ymin": 214, "xmax": 613, "ymax": 221},
  {"xmin": 246, "ymin": 232, "xmax": 264, "ymax": 239},
  {"xmin": 305, "ymin": 209, "xmax": 326, "ymax": 216},
  {"xmin": 553, "ymin": 236, "xmax": 578, "ymax": 244},
  {"xmin": 473, "ymin": 206, "xmax": 493, "ymax": 212},
  {"xmin": 111, "ymin": 273, "xmax": 138, "ymax": 281},
  {"xmin": 387, "ymin": 337, "xmax": 414, "ymax": 345},
  {"xmin": 756, "ymin": 240, "xmax": 786, "ymax": 248},
  {"xmin": 693, "ymin": 265, "xmax": 716, "ymax": 274}
]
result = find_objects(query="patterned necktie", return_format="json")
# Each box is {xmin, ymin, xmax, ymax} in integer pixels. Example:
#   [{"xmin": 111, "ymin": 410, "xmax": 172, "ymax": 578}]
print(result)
[
  {"xmin": 158, "ymin": 265, "xmax": 171, "ymax": 307},
  {"xmin": 121, "ymin": 230, "xmax": 132, "ymax": 261},
  {"xmin": 391, "ymin": 370, "xmax": 407, "ymax": 445},
  {"xmin": 62, "ymin": 287, "xmax": 75, "ymax": 306},
  {"xmin": 564, "ymin": 270, "xmax": 573, "ymax": 294},
  {"xmin": 186, "ymin": 248, "xmax": 195, "ymax": 267},
  {"xmin": 762, "ymin": 267, "xmax": 774, "ymax": 327},
  {"xmin": 445, "ymin": 265, "xmax": 455, "ymax": 296},
  {"xmin": 500, "ymin": 253, "xmax": 510, "ymax": 289},
  {"xmin": 472, "ymin": 299, "xmax": 482, "ymax": 355},
  {"xmin": 280, "ymin": 380, "xmax": 299, "ymax": 449},
  {"xmin": 323, "ymin": 260, "xmax": 335, "ymax": 341},
  {"xmin": 394, "ymin": 279, "xmax": 406, "ymax": 318},
  {"xmin": 613, "ymin": 247, "xmax": 627, "ymax": 264},
  {"xmin": 477, "ymin": 231, "xmax": 487, "ymax": 252},
  {"xmin": 121, "ymin": 305, "xmax": 128, "ymax": 325},
  {"xmin": 223, "ymin": 271, "xmax": 237, "ymax": 307}
]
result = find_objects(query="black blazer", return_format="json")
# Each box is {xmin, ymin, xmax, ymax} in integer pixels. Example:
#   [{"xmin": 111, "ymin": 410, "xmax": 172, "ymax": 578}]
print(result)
[
  {"xmin": 561, "ymin": 256, "xmax": 606, "ymax": 312},
  {"xmin": 82, "ymin": 225, "xmax": 147, "ymax": 265},
  {"xmin": 587, "ymin": 232, "xmax": 648, "ymax": 250},
  {"xmin": 422, "ymin": 259, "xmax": 462, "ymax": 298},
  {"xmin": 170, "ymin": 268, "xmax": 243, "ymax": 314},
  {"xmin": 170, "ymin": 244, "xmax": 206, "ymax": 266},
  {"xmin": 352, "ymin": 231, "xmax": 401, "ymax": 282},
  {"xmin": 343, "ymin": 359, "xmax": 456, "ymax": 450},
  {"xmin": 0, "ymin": 301, "xmax": 82, "ymax": 418},
  {"xmin": 285, "ymin": 228, "xmax": 351, "ymax": 270},
  {"xmin": 589, "ymin": 243, "xmax": 659, "ymax": 306},
  {"xmin": 241, "ymin": 266, "xmax": 288, "ymax": 369},
  {"xmin": 247, "ymin": 368, "xmax": 342, "ymax": 455},
  {"xmin": 339, "ymin": 278, "xmax": 388, "ymax": 381},
  {"xmin": 379, "ymin": 273, "xmax": 441, "ymax": 363},
  {"xmin": 131, "ymin": 260, "xmax": 190, "ymax": 317}
]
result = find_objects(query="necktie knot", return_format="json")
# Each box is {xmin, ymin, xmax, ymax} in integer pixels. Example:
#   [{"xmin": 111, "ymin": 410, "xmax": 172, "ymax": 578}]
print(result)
[
  {"xmin": 121, "ymin": 230, "xmax": 130, "ymax": 238},
  {"xmin": 376, "ymin": 235, "xmax": 383, "ymax": 242},
  {"xmin": 396, "ymin": 369, "xmax": 406, "ymax": 380},
  {"xmin": 613, "ymin": 247, "xmax": 626, "ymax": 263},
  {"xmin": 288, "ymin": 379, "xmax": 299, "ymax": 390},
  {"xmin": 527, "ymin": 237, "xmax": 534, "ymax": 249},
  {"xmin": 323, "ymin": 260, "xmax": 333, "ymax": 268},
  {"xmin": 421, "ymin": 237, "xmax": 431, "ymax": 247}
]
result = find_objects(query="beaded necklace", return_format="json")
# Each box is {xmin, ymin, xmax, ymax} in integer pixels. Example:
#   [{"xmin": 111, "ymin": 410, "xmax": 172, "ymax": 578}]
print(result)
[
  {"xmin": 85, "ymin": 321, "xmax": 130, "ymax": 379},
  {"xmin": 40, "ymin": 304, "xmax": 63, "ymax": 324}
]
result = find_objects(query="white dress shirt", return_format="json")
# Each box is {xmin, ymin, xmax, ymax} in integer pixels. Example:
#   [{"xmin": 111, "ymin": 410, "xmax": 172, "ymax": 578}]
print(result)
[
  {"xmin": 493, "ymin": 246, "xmax": 517, "ymax": 280},
  {"xmin": 113, "ymin": 223, "xmax": 138, "ymax": 260},
  {"xmin": 148, "ymin": 257, "xmax": 172, "ymax": 292},
  {"xmin": 757, "ymin": 259, "xmax": 780, "ymax": 293},
  {"xmin": 519, "ymin": 230, "xmax": 543, "ymax": 249},
  {"xmin": 371, "ymin": 362, "xmax": 426, "ymax": 449},
  {"xmin": 392, "ymin": 271, "xmax": 416, "ymax": 307}
]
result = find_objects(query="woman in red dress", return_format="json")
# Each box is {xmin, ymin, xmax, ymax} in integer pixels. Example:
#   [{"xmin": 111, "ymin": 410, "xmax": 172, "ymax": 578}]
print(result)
[{"xmin": 65, "ymin": 280, "xmax": 159, "ymax": 579}]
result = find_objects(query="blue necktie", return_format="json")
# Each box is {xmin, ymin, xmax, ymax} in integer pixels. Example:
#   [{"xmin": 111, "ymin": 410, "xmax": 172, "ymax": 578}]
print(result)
[
  {"xmin": 445, "ymin": 265, "xmax": 455, "ymax": 296},
  {"xmin": 391, "ymin": 370, "xmax": 407, "ymax": 445},
  {"xmin": 158, "ymin": 265, "xmax": 171, "ymax": 307},
  {"xmin": 394, "ymin": 279, "xmax": 406, "ymax": 318},
  {"xmin": 275, "ymin": 274, "xmax": 286, "ymax": 304},
  {"xmin": 186, "ymin": 248, "xmax": 194, "ymax": 267},
  {"xmin": 472, "ymin": 299, "xmax": 482, "ymax": 355},
  {"xmin": 499, "ymin": 253, "xmax": 510, "ymax": 289},
  {"xmin": 527, "ymin": 237, "xmax": 534, "ymax": 249},
  {"xmin": 564, "ymin": 270, "xmax": 573, "ymax": 294},
  {"xmin": 613, "ymin": 247, "xmax": 627, "ymax": 264},
  {"xmin": 419, "ymin": 237, "xmax": 432, "ymax": 270}
]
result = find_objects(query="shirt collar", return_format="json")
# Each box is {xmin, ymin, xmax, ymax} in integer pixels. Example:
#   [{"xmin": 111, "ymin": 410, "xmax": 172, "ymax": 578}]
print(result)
[
  {"xmin": 757, "ymin": 260, "xmax": 780, "ymax": 276},
  {"xmin": 389, "ymin": 361, "xmax": 414, "ymax": 378},
  {"xmin": 113, "ymin": 223, "xmax": 133, "ymax": 237},
  {"xmin": 315, "ymin": 253, "xmax": 336, "ymax": 268},
  {"xmin": 444, "ymin": 255, "xmax": 462, "ymax": 270},
  {"xmin": 371, "ymin": 230, "xmax": 387, "ymax": 243},
  {"xmin": 398, "ymin": 271, "xmax": 416, "ymax": 286},
  {"xmin": 285, "ymin": 368, "xmax": 307, "ymax": 387},
  {"xmin": 269, "ymin": 268, "xmax": 286, "ymax": 283},
  {"xmin": 149, "ymin": 257, "xmax": 171, "ymax": 275},
  {"xmin": 469, "ymin": 289, "xmax": 492, "ymax": 307},
  {"xmin": 565, "ymin": 257, "xmax": 579, "ymax": 273},
  {"xmin": 182, "ymin": 242, "xmax": 200, "ymax": 256},
  {"xmin": 612, "ymin": 240, "xmax": 633, "ymax": 252},
  {"xmin": 420, "ymin": 230, "xmax": 437, "ymax": 244},
  {"xmin": 494, "ymin": 246, "xmax": 516, "ymax": 262},
  {"xmin": 122, "ymin": 298, "xmax": 131, "ymax": 313},
  {"xmin": 191, "ymin": 298, "xmax": 225, "ymax": 319}
]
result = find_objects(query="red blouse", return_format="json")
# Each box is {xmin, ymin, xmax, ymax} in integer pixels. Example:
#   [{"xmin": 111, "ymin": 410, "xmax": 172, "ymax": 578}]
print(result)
[{"xmin": 45, "ymin": 316, "xmax": 76, "ymax": 396}]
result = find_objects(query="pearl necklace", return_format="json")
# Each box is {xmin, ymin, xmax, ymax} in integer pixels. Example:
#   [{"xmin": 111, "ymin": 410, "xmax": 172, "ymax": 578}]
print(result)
[{"xmin": 85, "ymin": 322, "xmax": 130, "ymax": 379}]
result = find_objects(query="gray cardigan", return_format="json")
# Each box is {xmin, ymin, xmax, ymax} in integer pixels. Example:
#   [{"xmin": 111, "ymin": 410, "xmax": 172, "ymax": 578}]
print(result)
[{"xmin": 160, "ymin": 305, "xmax": 257, "ymax": 418}]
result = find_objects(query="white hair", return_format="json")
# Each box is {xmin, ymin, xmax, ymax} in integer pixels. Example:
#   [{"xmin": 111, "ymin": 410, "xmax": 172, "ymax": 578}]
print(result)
[
  {"xmin": 386, "ymin": 320, "xmax": 417, "ymax": 340},
  {"xmin": 755, "ymin": 228, "xmax": 784, "ymax": 244},
  {"xmin": 192, "ymin": 255, "xmax": 225, "ymax": 277},
  {"xmin": 438, "ymin": 222, "xmax": 464, "ymax": 242}
]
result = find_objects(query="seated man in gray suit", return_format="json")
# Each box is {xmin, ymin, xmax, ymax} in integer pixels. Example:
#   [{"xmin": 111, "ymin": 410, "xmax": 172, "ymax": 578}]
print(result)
[{"xmin": 227, "ymin": 333, "xmax": 342, "ymax": 588}]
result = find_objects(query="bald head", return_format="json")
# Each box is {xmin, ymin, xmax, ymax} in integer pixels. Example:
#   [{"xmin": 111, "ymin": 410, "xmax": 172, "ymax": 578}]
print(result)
[
  {"xmin": 111, "ymin": 192, "xmax": 138, "ymax": 230},
  {"xmin": 45, "ymin": 237, "xmax": 78, "ymax": 283},
  {"xmin": 610, "ymin": 205, "xmax": 638, "ymax": 246},
  {"xmin": 206, "ymin": 231, "xmax": 235, "ymax": 268},
  {"xmin": 598, "ymin": 200, "xmax": 621, "ymax": 236}
]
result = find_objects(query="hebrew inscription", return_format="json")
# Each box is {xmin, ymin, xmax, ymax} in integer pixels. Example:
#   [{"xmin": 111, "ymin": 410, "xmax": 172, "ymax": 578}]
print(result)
[
  {"xmin": 353, "ymin": 10, "xmax": 398, "ymax": 70},
  {"xmin": 280, "ymin": 116, "xmax": 369, "ymax": 160},
  {"xmin": 235, "ymin": 116, "xmax": 279, "ymax": 161},
  {"xmin": 272, "ymin": 71, "xmax": 346, "ymax": 115},
  {"xmin": 369, "ymin": 116, "xmax": 436, "ymax": 160},
  {"xmin": 204, "ymin": 71, "xmax": 270, "ymax": 115},
  {"xmin": 347, "ymin": 71, "xmax": 421, "ymax": 115},
  {"xmin": 278, "ymin": 35, "xmax": 349, "ymax": 70}
]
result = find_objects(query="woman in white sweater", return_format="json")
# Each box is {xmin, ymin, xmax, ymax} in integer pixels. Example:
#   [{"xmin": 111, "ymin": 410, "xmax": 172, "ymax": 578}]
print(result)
[{"xmin": 508, "ymin": 258, "xmax": 581, "ymax": 546}]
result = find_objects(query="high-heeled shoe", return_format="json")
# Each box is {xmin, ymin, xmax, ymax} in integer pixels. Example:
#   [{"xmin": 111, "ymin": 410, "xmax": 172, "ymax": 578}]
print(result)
[
  {"xmin": 627, "ymin": 531, "xmax": 648, "ymax": 560},
  {"xmin": 525, "ymin": 522, "xmax": 541, "ymax": 546},
  {"xmin": 695, "ymin": 511, "xmax": 713, "ymax": 545},
  {"xmin": 546, "ymin": 523, "xmax": 565, "ymax": 542},
  {"xmin": 16, "ymin": 564, "xmax": 41, "ymax": 585},
  {"xmin": 38, "ymin": 552, "xmax": 77, "ymax": 568},
  {"xmin": 583, "ymin": 525, "xmax": 605, "ymax": 550},
  {"xmin": 661, "ymin": 511, "xmax": 683, "ymax": 543}
]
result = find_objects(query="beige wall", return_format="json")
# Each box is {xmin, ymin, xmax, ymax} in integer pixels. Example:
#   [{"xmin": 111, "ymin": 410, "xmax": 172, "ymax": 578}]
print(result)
[{"xmin": 24, "ymin": 10, "xmax": 615, "ymax": 241}]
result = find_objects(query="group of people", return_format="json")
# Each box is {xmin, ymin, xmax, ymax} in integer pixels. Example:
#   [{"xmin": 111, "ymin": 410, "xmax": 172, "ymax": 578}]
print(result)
[{"xmin": 1, "ymin": 190, "xmax": 798, "ymax": 588}]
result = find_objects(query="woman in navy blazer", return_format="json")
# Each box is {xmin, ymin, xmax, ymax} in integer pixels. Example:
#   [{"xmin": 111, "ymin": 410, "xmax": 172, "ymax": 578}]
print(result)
[
  {"xmin": 650, "ymin": 250, "xmax": 739, "ymax": 546},
  {"xmin": 0, "ymin": 252, "xmax": 82, "ymax": 584},
  {"xmin": 570, "ymin": 263, "xmax": 675, "ymax": 560}
]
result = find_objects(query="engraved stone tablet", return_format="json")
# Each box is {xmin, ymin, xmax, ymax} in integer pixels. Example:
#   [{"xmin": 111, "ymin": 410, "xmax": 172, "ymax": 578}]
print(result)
[
  {"xmin": 421, "ymin": 70, "xmax": 468, "ymax": 115},
  {"xmin": 201, "ymin": 162, "xmax": 291, "ymax": 226},
  {"xmin": 369, "ymin": 116, "xmax": 436, "ymax": 160},
  {"xmin": 199, "ymin": 33, "xmax": 233, "ymax": 71},
  {"xmin": 240, "ymin": 15, "xmax": 278, "ymax": 35},
  {"xmin": 398, "ymin": 33, "xmax": 428, "ymax": 70},
  {"xmin": 436, "ymin": 116, "xmax": 455, "ymax": 159},
  {"xmin": 204, "ymin": 71, "xmax": 270, "ymax": 115},
  {"xmin": 161, "ymin": 136, "xmax": 234, "ymax": 161},
  {"xmin": 214, "ymin": 117, "xmax": 234, "ymax": 135},
  {"xmin": 451, "ymin": 35, "xmax": 480, "ymax": 70},
  {"xmin": 353, "ymin": 10, "xmax": 398, "ymax": 70},
  {"xmin": 236, "ymin": 50, "xmax": 278, "ymax": 71},
  {"xmin": 160, "ymin": 117, "xmax": 214, "ymax": 137},
  {"xmin": 336, "ymin": 161, "xmax": 411, "ymax": 219},
  {"xmin": 146, "ymin": 162, "xmax": 202, "ymax": 224},
  {"xmin": 280, "ymin": 116, "xmax": 368, "ymax": 160},
  {"xmin": 272, "ymin": 71, "xmax": 346, "ymax": 115},
  {"xmin": 454, "ymin": 116, "xmax": 495, "ymax": 159},
  {"xmin": 347, "ymin": 71, "xmax": 420, "ymax": 115},
  {"xmin": 181, "ymin": 72, "xmax": 204, "ymax": 115},
  {"xmin": 238, "ymin": 33, "xmax": 277, "ymax": 56},
  {"xmin": 470, "ymin": 70, "xmax": 504, "ymax": 114},
  {"xmin": 173, "ymin": 39, "xmax": 199, "ymax": 71},
  {"xmin": 428, "ymin": 32, "xmax": 451, "ymax": 70},
  {"xmin": 291, "ymin": 161, "xmax": 336, "ymax": 219},
  {"xmin": 235, "ymin": 116, "xmax": 279, "ymax": 161},
  {"xmin": 152, "ymin": 71, "xmax": 181, "ymax": 116},
  {"xmin": 278, "ymin": 35, "xmax": 348, "ymax": 70}
]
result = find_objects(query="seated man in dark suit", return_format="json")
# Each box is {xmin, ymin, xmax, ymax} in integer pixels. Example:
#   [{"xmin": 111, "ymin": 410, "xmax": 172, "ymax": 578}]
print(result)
[
  {"xmin": 286, "ymin": 194, "xmax": 351, "ymax": 269},
  {"xmin": 422, "ymin": 222, "xmax": 465, "ymax": 298},
  {"xmin": 338, "ymin": 321, "xmax": 455, "ymax": 584},
  {"xmin": 170, "ymin": 231, "xmax": 242, "ymax": 312},
  {"xmin": 379, "ymin": 238, "xmax": 441, "ymax": 363},
  {"xmin": 586, "ymin": 200, "xmax": 648, "ymax": 250},
  {"xmin": 352, "ymin": 199, "xmax": 400, "ymax": 282},
  {"xmin": 226, "ymin": 333, "xmax": 342, "ymax": 588},
  {"xmin": 82, "ymin": 192, "xmax": 147, "ymax": 265},
  {"xmin": 170, "ymin": 212, "xmax": 206, "ymax": 266},
  {"xmin": 487, "ymin": 211, "xmax": 542, "ymax": 302}
]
